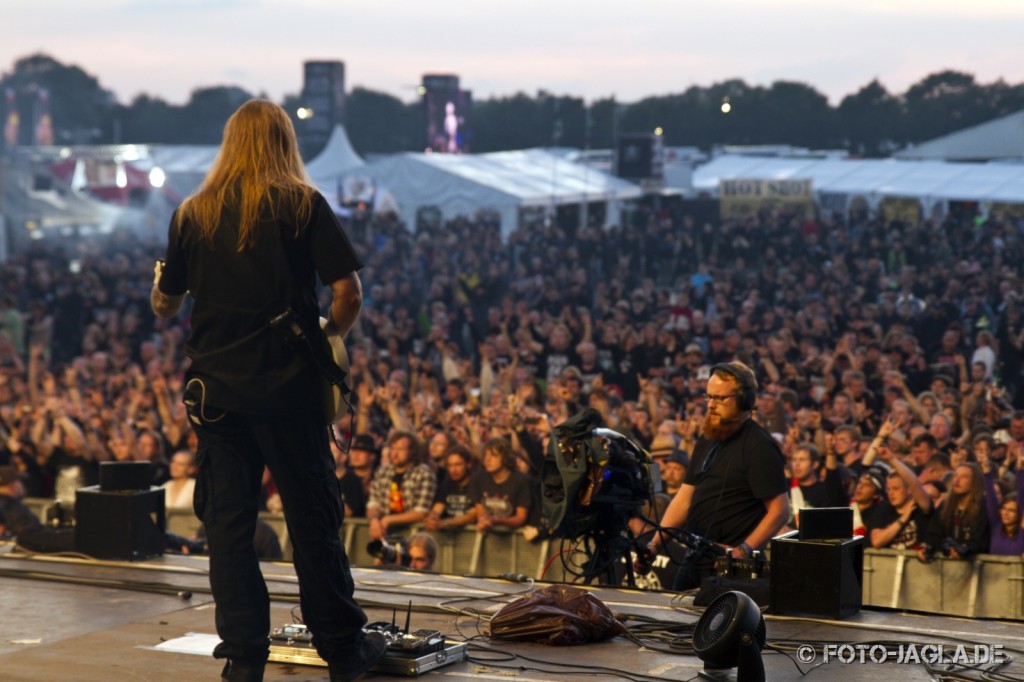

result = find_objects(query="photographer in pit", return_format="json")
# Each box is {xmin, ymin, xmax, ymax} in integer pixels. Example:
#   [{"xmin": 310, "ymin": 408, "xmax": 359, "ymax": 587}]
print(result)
[
  {"xmin": 0, "ymin": 465, "xmax": 75, "ymax": 552},
  {"xmin": 367, "ymin": 531, "xmax": 437, "ymax": 571}
]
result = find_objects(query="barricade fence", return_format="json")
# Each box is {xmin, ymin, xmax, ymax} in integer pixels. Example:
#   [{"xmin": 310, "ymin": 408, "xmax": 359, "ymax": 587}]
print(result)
[{"xmin": 25, "ymin": 500, "xmax": 1024, "ymax": 620}]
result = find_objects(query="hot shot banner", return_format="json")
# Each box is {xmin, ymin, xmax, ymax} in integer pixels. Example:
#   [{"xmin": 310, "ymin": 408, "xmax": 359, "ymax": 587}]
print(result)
[
  {"xmin": 880, "ymin": 197, "xmax": 921, "ymax": 227},
  {"xmin": 718, "ymin": 178, "xmax": 813, "ymax": 219}
]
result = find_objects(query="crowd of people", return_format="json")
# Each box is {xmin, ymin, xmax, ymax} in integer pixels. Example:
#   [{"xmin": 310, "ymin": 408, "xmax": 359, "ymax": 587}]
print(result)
[{"xmin": 3, "ymin": 199, "xmax": 1024, "ymax": 576}]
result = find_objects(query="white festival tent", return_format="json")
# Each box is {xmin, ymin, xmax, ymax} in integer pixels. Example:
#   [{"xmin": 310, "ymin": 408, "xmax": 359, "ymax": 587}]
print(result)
[
  {"xmin": 691, "ymin": 155, "xmax": 1024, "ymax": 217},
  {"xmin": 146, "ymin": 144, "xmax": 221, "ymax": 200},
  {"xmin": 895, "ymin": 109, "xmax": 1024, "ymax": 162},
  {"xmin": 305, "ymin": 125, "xmax": 366, "ymax": 211},
  {"xmin": 145, "ymin": 126, "xmax": 366, "ymax": 211},
  {"xmin": 341, "ymin": 149, "xmax": 643, "ymax": 237}
]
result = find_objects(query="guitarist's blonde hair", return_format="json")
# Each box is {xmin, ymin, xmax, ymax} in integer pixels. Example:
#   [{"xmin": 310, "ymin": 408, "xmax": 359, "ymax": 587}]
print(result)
[{"xmin": 176, "ymin": 99, "xmax": 314, "ymax": 250}]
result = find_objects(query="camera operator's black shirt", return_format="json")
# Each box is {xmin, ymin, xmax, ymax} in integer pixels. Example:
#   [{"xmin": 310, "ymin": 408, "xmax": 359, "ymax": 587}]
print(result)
[
  {"xmin": 160, "ymin": 191, "xmax": 360, "ymax": 414},
  {"xmin": 683, "ymin": 418, "xmax": 787, "ymax": 546}
]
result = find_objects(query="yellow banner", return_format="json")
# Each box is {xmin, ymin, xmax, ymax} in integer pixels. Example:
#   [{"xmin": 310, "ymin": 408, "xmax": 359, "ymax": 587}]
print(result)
[
  {"xmin": 718, "ymin": 179, "xmax": 813, "ymax": 219},
  {"xmin": 990, "ymin": 203, "xmax": 1024, "ymax": 221},
  {"xmin": 880, "ymin": 197, "xmax": 921, "ymax": 227}
]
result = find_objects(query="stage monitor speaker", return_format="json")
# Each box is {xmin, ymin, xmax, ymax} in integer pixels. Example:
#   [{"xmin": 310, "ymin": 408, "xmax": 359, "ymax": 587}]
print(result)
[
  {"xmin": 75, "ymin": 486, "xmax": 165, "ymax": 561},
  {"xmin": 770, "ymin": 534, "xmax": 863, "ymax": 619},
  {"xmin": 99, "ymin": 461, "xmax": 152, "ymax": 491},
  {"xmin": 798, "ymin": 507, "xmax": 853, "ymax": 541}
]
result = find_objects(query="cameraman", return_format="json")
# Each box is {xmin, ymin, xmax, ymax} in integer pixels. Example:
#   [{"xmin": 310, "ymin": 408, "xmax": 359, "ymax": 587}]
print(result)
[{"xmin": 642, "ymin": 362, "xmax": 789, "ymax": 591}]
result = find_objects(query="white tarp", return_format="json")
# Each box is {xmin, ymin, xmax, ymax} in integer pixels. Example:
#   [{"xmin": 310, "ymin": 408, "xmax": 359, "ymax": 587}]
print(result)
[
  {"xmin": 146, "ymin": 144, "xmax": 221, "ymax": 200},
  {"xmin": 896, "ymin": 109, "xmax": 1024, "ymax": 162},
  {"xmin": 345, "ymin": 149, "xmax": 642, "ymax": 236},
  {"xmin": 692, "ymin": 155, "xmax": 1024, "ymax": 214},
  {"xmin": 306, "ymin": 125, "xmax": 365, "ymax": 203}
]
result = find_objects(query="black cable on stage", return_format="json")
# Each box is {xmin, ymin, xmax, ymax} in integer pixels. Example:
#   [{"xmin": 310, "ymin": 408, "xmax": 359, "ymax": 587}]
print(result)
[
  {"xmin": 8, "ymin": 549, "xmax": 1024, "ymax": 681},
  {"xmin": 465, "ymin": 640, "xmax": 676, "ymax": 682},
  {"xmin": 0, "ymin": 565, "xmax": 206, "ymax": 601}
]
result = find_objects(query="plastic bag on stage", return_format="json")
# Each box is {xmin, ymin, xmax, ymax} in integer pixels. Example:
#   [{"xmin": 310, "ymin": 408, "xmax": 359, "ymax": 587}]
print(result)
[{"xmin": 489, "ymin": 584, "xmax": 627, "ymax": 645}]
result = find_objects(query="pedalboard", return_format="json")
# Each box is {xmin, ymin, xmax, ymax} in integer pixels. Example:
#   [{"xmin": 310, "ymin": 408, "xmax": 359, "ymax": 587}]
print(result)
[{"xmin": 267, "ymin": 603, "xmax": 467, "ymax": 676}]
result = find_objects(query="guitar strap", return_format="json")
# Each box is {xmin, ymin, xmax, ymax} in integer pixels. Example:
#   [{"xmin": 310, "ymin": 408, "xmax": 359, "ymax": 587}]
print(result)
[{"xmin": 273, "ymin": 222, "xmax": 350, "ymax": 391}]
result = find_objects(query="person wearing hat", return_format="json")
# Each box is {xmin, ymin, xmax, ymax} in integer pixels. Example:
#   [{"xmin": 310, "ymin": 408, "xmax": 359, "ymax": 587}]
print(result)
[
  {"xmin": 851, "ymin": 465, "xmax": 888, "ymax": 537},
  {"xmin": 662, "ymin": 449, "xmax": 689, "ymax": 497},
  {"xmin": 342, "ymin": 435, "xmax": 379, "ymax": 518},
  {"xmin": 0, "ymin": 465, "xmax": 75, "ymax": 553},
  {"xmin": 333, "ymin": 434, "xmax": 376, "ymax": 518},
  {"xmin": 648, "ymin": 434, "xmax": 677, "ymax": 490}
]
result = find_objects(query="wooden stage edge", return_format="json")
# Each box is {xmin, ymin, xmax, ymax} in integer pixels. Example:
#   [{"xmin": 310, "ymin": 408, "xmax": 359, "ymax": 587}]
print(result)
[{"xmin": 2, "ymin": 545, "xmax": 1024, "ymax": 681}]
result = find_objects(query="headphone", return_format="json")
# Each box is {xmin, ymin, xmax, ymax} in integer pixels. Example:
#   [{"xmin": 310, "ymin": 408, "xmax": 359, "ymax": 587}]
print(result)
[{"xmin": 710, "ymin": 362, "xmax": 758, "ymax": 412}]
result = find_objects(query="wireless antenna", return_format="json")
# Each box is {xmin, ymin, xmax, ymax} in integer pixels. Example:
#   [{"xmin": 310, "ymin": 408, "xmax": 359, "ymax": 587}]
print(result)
[{"xmin": 404, "ymin": 601, "xmax": 412, "ymax": 635}]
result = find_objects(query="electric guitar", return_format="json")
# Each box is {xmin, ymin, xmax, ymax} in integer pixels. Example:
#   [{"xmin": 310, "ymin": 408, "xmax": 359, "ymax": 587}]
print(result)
[{"xmin": 319, "ymin": 318, "xmax": 351, "ymax": 424}]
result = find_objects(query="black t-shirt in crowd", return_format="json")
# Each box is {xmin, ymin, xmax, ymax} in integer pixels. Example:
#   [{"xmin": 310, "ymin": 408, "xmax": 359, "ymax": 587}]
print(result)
[
  {"xmin": 468, "ymin": 470, "xmax": 533, "ymax": 520},
  {"xmin": 796, "ymin": 467, "xmax": 848, "ymax": 510},
  {"xmin": 865, "ymin": 500, "xmax": 931, "ymax": 549},
  {"xmin": 683, "ymin": 419, "xmax": 788, "ymax": 546},
  {"xmin": 339, "ymin": 469, "xmax": 367, "ymax": 517},
  {"xmin": 160, "ymin": 191, "xmax": 361, "ymax": 415},
  {"xmin": 434, "ymin": 472, "xmax": 476, "ymax": 518}
]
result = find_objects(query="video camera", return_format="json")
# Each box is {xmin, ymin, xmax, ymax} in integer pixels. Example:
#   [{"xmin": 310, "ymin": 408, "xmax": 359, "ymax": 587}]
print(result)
[
  {"xmin": 541, "ymin": 408, "xmax": 658, "ymax": 539},
  {"xmin": 367, "ymin": 537, "xmax": 410, "ymax": 567}
]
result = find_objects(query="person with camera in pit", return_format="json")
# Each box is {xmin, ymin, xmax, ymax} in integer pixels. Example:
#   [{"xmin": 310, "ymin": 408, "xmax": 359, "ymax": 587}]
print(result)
[{"xmin": 641, "ymin": 362, "xmax": 789, "ymax": 591}]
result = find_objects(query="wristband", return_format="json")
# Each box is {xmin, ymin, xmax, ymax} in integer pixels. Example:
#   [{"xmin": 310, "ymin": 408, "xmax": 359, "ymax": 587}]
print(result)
[{"xmin": 739, "ymin": 542, "xmax": 753, "ymax": 556}]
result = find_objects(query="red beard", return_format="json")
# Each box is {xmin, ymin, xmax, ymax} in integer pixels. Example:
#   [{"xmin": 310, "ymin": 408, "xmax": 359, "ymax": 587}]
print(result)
[{"xmin": 702, "ymin": 411, "xmax": 745, "ymax": 441}]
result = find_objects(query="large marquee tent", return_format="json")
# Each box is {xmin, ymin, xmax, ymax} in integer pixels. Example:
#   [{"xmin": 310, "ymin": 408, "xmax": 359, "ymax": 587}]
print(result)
[
  {"xmin": 340, "ymin": 148, "xmax": 642, "ymax": 237},
  {"xmin": 691, "ymin": 155, "xmax": 1024, "ymax": 218}
]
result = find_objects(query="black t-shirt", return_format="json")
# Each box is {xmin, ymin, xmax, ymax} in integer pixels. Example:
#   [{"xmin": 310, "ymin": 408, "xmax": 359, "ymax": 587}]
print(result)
[
  {"xmin": 160, "ymin": 191, "xmax": 361, "ymax": 414},
  {"xmin": 434, "ymin": 473, "xmax": 475, "ymax": 518},
  {"xmin": 539, "ymin": 345, "xmax": 579, "ymax": 384},
  {"xmin": 865, "ymin": 500, "xmax": 931, "ymax": 549},
  {"xmin": 339, "ymin": 469, "xmax": 367, "ymax": 517},
  {"xmin": 468, "ymin": 470, "xmax": 533, "ymax": 520},
  {"xmin": 797, "ymin": 468, "xmax": 848, "ymax": 510},
  {"xmin": 683, "ymin": 419, "xmax": 788, "ymax": 546}
]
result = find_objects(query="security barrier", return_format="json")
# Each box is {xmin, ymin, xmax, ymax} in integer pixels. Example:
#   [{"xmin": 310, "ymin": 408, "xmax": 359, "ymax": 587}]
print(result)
[
  {"xmin": 862, "ymin": 548, "xmax": 1024, "ymax": 620},
  {"xmin": 27, "ymin": 498, "xmax": 1024, "ymax": 620},
  {"xmin": 339, "ymin": 518, "xmax": 566, "ymax": 580}
]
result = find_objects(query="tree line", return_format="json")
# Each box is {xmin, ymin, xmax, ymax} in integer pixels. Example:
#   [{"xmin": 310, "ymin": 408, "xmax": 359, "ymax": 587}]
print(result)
[{"xmin": 4, "ymin": 53, "xmax": 1024, "ymax": 159}]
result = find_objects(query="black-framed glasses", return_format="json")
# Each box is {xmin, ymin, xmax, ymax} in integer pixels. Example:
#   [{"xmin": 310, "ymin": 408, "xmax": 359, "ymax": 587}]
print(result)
[{"xmin": 704, "ymin": 393, "xmax": 737, "ymax": 403}]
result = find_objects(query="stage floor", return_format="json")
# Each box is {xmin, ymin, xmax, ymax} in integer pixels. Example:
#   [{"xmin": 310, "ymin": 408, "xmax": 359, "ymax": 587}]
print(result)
[{"xmin": 1, "ymin": 545, "xmax": 1023, "ymax": 681}]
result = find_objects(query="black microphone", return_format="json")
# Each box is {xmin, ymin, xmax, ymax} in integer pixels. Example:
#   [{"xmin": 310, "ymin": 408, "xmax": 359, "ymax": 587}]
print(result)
[{"xmin": 499, "ymin": 572, "xmax": 531, "ymax": 583}]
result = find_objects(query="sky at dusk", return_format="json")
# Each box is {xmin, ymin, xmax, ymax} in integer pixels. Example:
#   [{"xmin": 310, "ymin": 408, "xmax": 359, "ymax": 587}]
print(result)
[{"xmin": 4, "ymin": 0, "xmax": 1024, "ymax": 107}]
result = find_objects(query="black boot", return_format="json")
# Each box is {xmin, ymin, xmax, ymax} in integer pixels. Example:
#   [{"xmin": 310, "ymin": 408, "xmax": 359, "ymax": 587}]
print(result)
[
  {"xmin": 220, "ymin": 660, "xmax": 265, "ymax": 682},
  {"xmin": 327, "ymin": 631, "xmax": 387, "ymax": 682}
]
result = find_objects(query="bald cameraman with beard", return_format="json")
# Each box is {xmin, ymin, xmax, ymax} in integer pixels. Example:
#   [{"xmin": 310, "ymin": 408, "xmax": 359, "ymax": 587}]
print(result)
[{"xmin": 643, "ymin": 362, "xmax": 789, "ymax": 591}]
